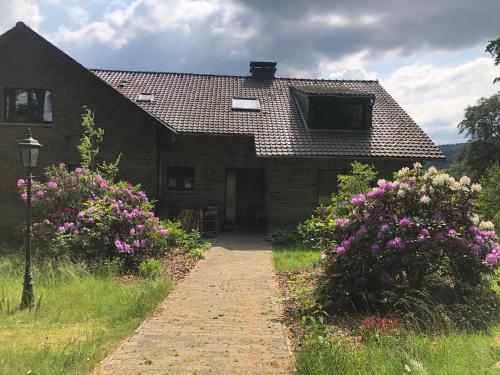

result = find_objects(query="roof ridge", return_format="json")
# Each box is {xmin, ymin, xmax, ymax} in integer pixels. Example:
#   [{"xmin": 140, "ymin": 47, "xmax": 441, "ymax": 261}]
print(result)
[{"xmin": 90, "ymin": 68, "xmax": 379, "ymax": 83}]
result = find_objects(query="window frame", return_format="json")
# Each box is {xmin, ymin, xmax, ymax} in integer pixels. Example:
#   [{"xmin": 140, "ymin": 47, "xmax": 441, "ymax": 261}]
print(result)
[
  {"xmin": 167, "ymin": 167, "xmax": 194, "ymax": 191},
  {"xmin": 231, "ymin": 97, "xmax": 261, "ymax": 112},
  {"xmin": 137, "ymin": 93, "xmax": 154, "ymax": 102},
  {"xmin": 4, "ymin": 87, "xmax": 53, "ymax": 124}
]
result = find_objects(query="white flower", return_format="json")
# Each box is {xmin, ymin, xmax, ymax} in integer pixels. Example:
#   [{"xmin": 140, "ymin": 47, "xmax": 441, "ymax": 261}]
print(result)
[
  {"xmin": 449, "ymin": 181, "xmax": 461, "ymax": 191},
  {"xmin": 377, "ymin": 179, "xmax": 387, "ymax": 186},
  {"xmin": 460, "ymin": 176, "xmax": 471, "ymax": 185},
  {"xmin": 397, "ymin": 189, "xmax": 406, "ymax": 198},
  {"xmin": 432, "ymin": 175, "xmax": 447, "ymax": 186},
  {"xmin": 479, "ymin": 221, "xmax": 495, "ymax": 231},
  {"xmin": 397, "ymin": 167, "xmax": 410, "ymax": 177},
  {"xmin": 413, "ymin": 162, "xmax": 422, "ymax": 170},
  {"xmin": 420, "ymin": 195, "xmax": 431, "ymax": 204},
  {"xmin": 428, "ymin": 166, "xmax": 438, "ymax": 174},
  {"xmin": 471, "ymin": 183, "xmax": 482, "ymax": 193},
  {"xmin": 468, "ymin": 213, "xmax": 480, "ymax": 225}
]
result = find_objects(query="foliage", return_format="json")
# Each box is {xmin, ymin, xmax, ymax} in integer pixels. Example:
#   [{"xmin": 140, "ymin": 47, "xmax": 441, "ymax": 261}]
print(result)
[
  {"xmin": 477, "ymin": 163, "xmax": 500, "ymax": 231},
  {"xmin": 266, "ymin": 228, "xmax": 302, "ymax": 247},
  {"xmin": 425, "ymin": 143, "xmax": 466, "ymax": 171},
  {"xmin": 314, "ymin": 163, "xmax": 500, "ymax": 310},
  {"xmin": 0, "ymin": 254, "xmax": 172, "ymax": 375},
  {"xmin": 486, "ymin": 37, "xmax": 500, "ymax": 84},
  {"xmin": 18, "ymin": 164, "xmax": 170, "ymax": 267},
  {"xmin": 450, "ymin": 93, "xmax": 500, "ymax": 180},
  {"xmin": 138, "ymin": 259, "xmax": 164, "ymax": 279},
  {"xmin": 162, "ymin": 220, "xmax": 210, "ymax": 254},
  {"xmin": 77, "ymin": 106, "xmax": 121, "ymax": 180},
  {"xmin": 300, "ymin": 162, "xmax": 378, "ymax": 249}
]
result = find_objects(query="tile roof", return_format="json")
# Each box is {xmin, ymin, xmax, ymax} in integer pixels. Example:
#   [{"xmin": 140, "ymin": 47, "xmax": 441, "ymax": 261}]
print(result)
[{"xmin": 91, "ymin": 69, "xmax": 444, "ymax": 159}]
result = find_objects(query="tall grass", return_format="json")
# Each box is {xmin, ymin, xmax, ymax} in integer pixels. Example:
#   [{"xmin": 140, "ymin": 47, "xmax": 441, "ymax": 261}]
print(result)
[
  {"xmin": 296, "ymin": 328, "xmax": 500, "ymax": 375},
  {"xmin": 0, "ymin": 252, "xmax": 172, "ymax": 375}
]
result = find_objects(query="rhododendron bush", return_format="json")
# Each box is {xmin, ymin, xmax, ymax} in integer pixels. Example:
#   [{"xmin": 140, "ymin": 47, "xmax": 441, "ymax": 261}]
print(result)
[
  {"xmin": 315, "ymin": 163, "xmax": 499, "ymax": 307},
  {"xmin": 18, "ymin": 163, "xmax": 169, "ymax": 265}
]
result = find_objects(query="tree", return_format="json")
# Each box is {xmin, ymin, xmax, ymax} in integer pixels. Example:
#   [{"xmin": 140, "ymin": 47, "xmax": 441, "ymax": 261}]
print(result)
[
  {"xmin": 450, "ymin": 94, "xmax": 500, "ymax": 180},
  {"xmin": 486, "ymin": 38, "xmax": 500, "ymax": 83}
]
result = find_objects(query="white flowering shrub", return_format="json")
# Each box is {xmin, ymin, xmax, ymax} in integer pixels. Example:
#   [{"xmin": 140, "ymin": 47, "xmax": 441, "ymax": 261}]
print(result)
[{"xmin": 314, "ymin": 163, "xmax": 499, "ymax": 308}]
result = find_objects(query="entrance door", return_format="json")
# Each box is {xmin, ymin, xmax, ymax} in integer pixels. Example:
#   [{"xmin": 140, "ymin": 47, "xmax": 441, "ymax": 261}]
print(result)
[{"xmin": 225, "ymin": 168, "xmax": 265, "ymax": 226}]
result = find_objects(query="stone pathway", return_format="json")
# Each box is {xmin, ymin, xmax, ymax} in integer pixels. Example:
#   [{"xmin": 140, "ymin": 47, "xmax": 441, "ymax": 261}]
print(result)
[{"xmin": 99, "ymin": 232, "xmax": 291, "ymax": 375}]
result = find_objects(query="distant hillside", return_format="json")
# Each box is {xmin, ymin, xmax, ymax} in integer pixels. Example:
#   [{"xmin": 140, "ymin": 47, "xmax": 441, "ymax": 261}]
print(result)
[{"xmin": 426, "ymin": 143, "xmax": 466, "ymax": 169}]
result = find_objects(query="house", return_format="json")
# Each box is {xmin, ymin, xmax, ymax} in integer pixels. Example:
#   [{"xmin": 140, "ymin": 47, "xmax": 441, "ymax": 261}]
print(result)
[{"xmin": 0, "ymin": 22, "xmax": 444, "ymax": 236}]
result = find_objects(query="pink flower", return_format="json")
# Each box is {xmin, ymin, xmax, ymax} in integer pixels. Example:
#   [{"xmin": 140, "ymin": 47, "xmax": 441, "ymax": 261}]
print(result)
[
  {"xmin": 47, "ymin": 181, "xmax": 58, "ymax": 189},
  {"xmin": 17, "ymin": 179, "xmax": 25, "ymax": 187},
  {"xmin": 387, "ymin": 236, "xmax": 405, "ymax": 250},
  {"xmin": 335, "ymin": 245, "xmax": 346, "ymax": 255},
  {"xmin": 59, "ymin": 163, "xmax": 66, "ymax": 168},
  {"xmin": 485, "ymin": 253, "xmax": 498, "ymax": 267},
  {"xmin": 21, "ymin": 192, "xmax": 28, "ymax": 201},
  {"xmin": 75, "ymin": 167, "xmax": 83, "ymax": 174},
  {"xmin": 350, "ymin": 194, "xmax": 366, "ymax": 205},
  {"xmin": 35, "ymin": 190, "xmax": 45, "ymax": 198},
  {"xmin": 371, "ymin": 244, "xmax": 380, "ymax": 253},
  {"xmin": 447, "ymin": 229, "xmax": 458, "ymax": 238},
  {"xmin": 399, "ymin": 217, "xmax": 411, "ymax": 228},
  {"xmin": 160, "ymin": 229, "xmax": 169, "ymax": 237}
]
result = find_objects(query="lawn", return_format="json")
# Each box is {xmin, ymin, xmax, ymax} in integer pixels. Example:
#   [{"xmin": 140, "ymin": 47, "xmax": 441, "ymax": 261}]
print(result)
[
  {"xmin": 273, "ymin": 245, "xmax": 500, "ymax": 375},
  {"xmin": 272, "ymin": 245, "xmax": 321, "ymax": 272},
  {"xmin": 0, "ymin": 253, "xmax": 172, "ymax": 375}
]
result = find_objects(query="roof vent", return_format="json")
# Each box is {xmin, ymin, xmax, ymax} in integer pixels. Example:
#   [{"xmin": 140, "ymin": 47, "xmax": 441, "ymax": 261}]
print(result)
[{"xmin": 249, "ymin": 61, "xmax": 277, "ymax": 79}]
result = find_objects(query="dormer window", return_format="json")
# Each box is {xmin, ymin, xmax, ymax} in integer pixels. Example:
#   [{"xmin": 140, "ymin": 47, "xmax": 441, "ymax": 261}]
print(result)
[{"xmin": 292, "ymin": 85, "xmax": 374, "ymax": 130}]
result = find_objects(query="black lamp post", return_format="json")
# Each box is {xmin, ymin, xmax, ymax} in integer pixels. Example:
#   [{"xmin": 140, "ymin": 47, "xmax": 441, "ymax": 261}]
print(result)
[{"xmin": 18, "ymin": 129, "xmax": 42, "ymax": 309}]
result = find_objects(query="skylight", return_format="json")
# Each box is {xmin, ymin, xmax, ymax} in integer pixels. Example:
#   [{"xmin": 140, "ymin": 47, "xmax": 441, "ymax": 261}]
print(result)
[
  {"xmin": 231, "ymin": 97, "xmax": 260, "ymax": 111},
  {"xmin": 137, "ymin": 93, "xmax": 154, "ymax": 102}
]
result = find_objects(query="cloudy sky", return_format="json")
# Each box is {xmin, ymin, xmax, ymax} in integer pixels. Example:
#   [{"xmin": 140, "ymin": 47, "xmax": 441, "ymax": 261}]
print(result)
[{"xmin": 2, "ymin": 0, "xmax": 500, "ymax": 144}]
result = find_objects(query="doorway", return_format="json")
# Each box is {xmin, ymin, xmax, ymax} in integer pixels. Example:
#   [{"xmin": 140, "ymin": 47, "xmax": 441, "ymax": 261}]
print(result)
[{"xmin": 225, "ymin": 168, "xmax": 265, "ymax": 226}]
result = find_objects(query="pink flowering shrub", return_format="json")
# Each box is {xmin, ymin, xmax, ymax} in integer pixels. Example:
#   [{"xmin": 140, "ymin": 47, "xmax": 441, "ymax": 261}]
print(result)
[
  {"xmin": 316, "ymin": 163, "xmax": 500, "ymax": 307},
  {"xmin": 18, "ymin": 163, "xmax": 169, "ymax": 265}
]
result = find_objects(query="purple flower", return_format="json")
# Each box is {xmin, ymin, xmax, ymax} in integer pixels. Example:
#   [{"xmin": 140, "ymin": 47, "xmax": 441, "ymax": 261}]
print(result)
[
  {"xmin": 485, "ymin": 253, "xmax": 498, "ymax": 267},
  {"xmin": 47, "ymin": 181, "xmax": 58, "ymax": 189},
  {"xmin": 21, "ymin": 192, "xmax": 28, "ymax": 201},
  {"xmin": 355, "ymin": 225, "xmax": 367, "ymax": 238},
  {"xmin": 160, "ymin": 229, "xmax": 169, "ymax": 237},
  {"xmin": 350, "ymin": 194, "xmax": 366, "ymax": 205},
  {"xmin": 387, "ymin": 236, "xmax": 405, "ymax": 250},
  {"xmin": 74, "ymin": 167, "xmax": 83, "ymax": 174},
  {"xmin": 334, "ymin": 245, "xmax": 346, "ymax": 255},
  {"xmin": 17, "ymin": 179, "xmax": 25, "ymax": 187},
  {"xmin": 399, "ymin": 217, "xmax": 411, "ymax": 228},
  {"xmin": 481, "ymin": 231, "xmax": 497, "ymax": 240},
  {"xmin": 57, "ymin": 226, "xmax": 66, "ymax": 233},
  {"xmin": 371, "ymin": 244, "xmax": 380, "ymax": 253},
  {"xmin": 468, "ymin": 226, "xmax": 481, "ymax": 235},
  {"xmin": 420, "ymin": 228, "xmax": 430, "ymax": 237},
  {"xmin": 77, "ymin": 211, "xmax": 85, "ymax": 220},
  {"xmin": 379, "ymin": 182, "xmax": 393, "ymax": 191},
  {"xmin": 341, "ymin": 239, "xmax": 351, "ymax": 249},
  {"xmin": 473, "ymin": 235, "xmax": 484, "ymax": 246},
  {"xmin": 336, "ymin": 218, "xmax": 349, "ymax": 228},
  {"xmin": 35, "ymin": 190, "xmax": 45, "ymax": 198},
  {"xmin": 367, "ymin": 188, "xmax": 385, "ymax": 199},
  {"xmin": 447, "ymin": 229, "xmax": 458, "ymax": 238},
  {"xmin": 135, "ymin": 224, "xmax": 145, "ymax": 233},
  {"xmin": 115, "ymin": 240, "xmax": 124, "ymax": 251},
  {"xmin": 389, "ymin": 214, "xmax": 398, "ymax": 222},
  {"xmin": 417, "ymin": 234, "xmax": 426, "ymax": 243},
  {"xmin": 470, "ymin": 244, "xmax": 481, "ymax": 257}
]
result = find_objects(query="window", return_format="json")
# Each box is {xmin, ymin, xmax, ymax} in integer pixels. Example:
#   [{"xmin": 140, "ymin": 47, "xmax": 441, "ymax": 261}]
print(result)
[
  {"xmin": 137, "ymin": 93, "xmax": 154, "ymax": 102},
  {"xmin": 308, "ymin": 96, "xmax": 372, "ymax": 130},
  {"xmin": 231, "ymin": 97, "xmax": 260, "ymax": 111},
  {"xmin": 318, "ymin": 169, "xmax": 347, "ymax": 204},
  {"xmin": 167, "ymin": 167, "xmax": 194, "ymax": 191},
  {"xmin": 4, "ymin": 88, "xmax": 53, "ymax": 123}
]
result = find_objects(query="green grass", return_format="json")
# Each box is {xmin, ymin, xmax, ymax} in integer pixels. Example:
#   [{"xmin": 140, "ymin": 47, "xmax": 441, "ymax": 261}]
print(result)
[
  {"xmin": 296, "ymin": 328, "xmax": 500, "ymax": 375},
  {"xmin": 272, "ymin": 246, "xmax": 321, "ymax": 272},
  {"xmin": 0, "ymin": 253, "xmax": 172, "ymax": 375}
]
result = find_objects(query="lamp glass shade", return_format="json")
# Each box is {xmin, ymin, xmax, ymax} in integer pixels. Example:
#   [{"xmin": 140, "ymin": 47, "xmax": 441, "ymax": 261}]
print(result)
[{"xmin": 18, "ymin": 130, "xmax": 42, "ymax": 169}]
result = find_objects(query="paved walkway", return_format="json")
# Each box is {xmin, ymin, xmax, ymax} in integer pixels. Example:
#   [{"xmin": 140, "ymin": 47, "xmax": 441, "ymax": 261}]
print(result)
[{"xmin": 99, "ymin": 232, "xmax": 291, "ymax": 375}]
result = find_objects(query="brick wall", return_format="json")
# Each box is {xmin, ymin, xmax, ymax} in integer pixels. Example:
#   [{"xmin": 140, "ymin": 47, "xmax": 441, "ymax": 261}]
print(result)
[
  {"xmin": 0, "ymin": 27, "xmax": 159, "ymax": 240},
  {"xmin": 161, "ymin": 134, "xmax": 412, "ymax": 227}
]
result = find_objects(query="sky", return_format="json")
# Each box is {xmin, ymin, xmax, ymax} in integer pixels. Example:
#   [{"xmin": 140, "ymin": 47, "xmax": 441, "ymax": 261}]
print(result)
[{"xmin": 1, "ymin": 0, "xmax": 500, "ymax": 145}]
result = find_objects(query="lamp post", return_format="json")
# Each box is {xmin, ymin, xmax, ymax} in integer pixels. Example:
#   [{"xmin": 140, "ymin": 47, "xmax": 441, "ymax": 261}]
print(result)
[{"xmin": 18, "ymin": 129, "xmax": 42, "ymax": 309}]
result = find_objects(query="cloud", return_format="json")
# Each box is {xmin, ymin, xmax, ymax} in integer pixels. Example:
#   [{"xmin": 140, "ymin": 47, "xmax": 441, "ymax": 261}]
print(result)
[
  {"xmin": 382, "ymin": 57, "xmax": 499, "ymax": 144},
  {"xmin": 0, "ymin": 0, "xmax": 42, "ymax": 32}
]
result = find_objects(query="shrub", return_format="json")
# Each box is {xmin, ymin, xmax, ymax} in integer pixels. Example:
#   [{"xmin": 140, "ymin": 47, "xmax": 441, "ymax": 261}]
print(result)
[
  {"xmin": 17, "ymin": 108, "xmax": 169, "ymax": 268},
  {"xmin": 477, "ymin": 162, "xmax": 500, "ymax": 230},
  {"xmin": 266, "ymin": 228, "xmax": 302, "ymax": 247},
  {"xmin": 138, "ymin": 259, "xmax": 164, "ymax": 279},
  {"xmin": 316, "ymin": 163, "xmax": 500, "ymax": 310},
  {"xmin": 162, "ymin": 220, "xmax": 210, "ymax": 254},
  {"xmin": 18, "ymin": 164, "xmax": 169, "ymax": 266}
]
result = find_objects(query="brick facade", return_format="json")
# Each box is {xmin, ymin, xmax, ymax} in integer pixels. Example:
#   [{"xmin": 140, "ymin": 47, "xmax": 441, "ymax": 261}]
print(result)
[
  {"xmin": 161, "ymin": 134, "xmax": 411, "ymax": 227},
  {"xmin": 0, "ymin": 26, "xmax": 160, "ymax": 239}
]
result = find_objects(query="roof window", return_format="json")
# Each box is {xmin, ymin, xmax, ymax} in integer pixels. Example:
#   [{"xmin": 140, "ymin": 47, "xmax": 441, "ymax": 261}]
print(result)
[
  {"xmin": 231, "ymin": 97, "xmax": 260, "ymax": 111},
  {"xmin": 137, "ymin": 93, "xmax": 154, "ymax": 102}
]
